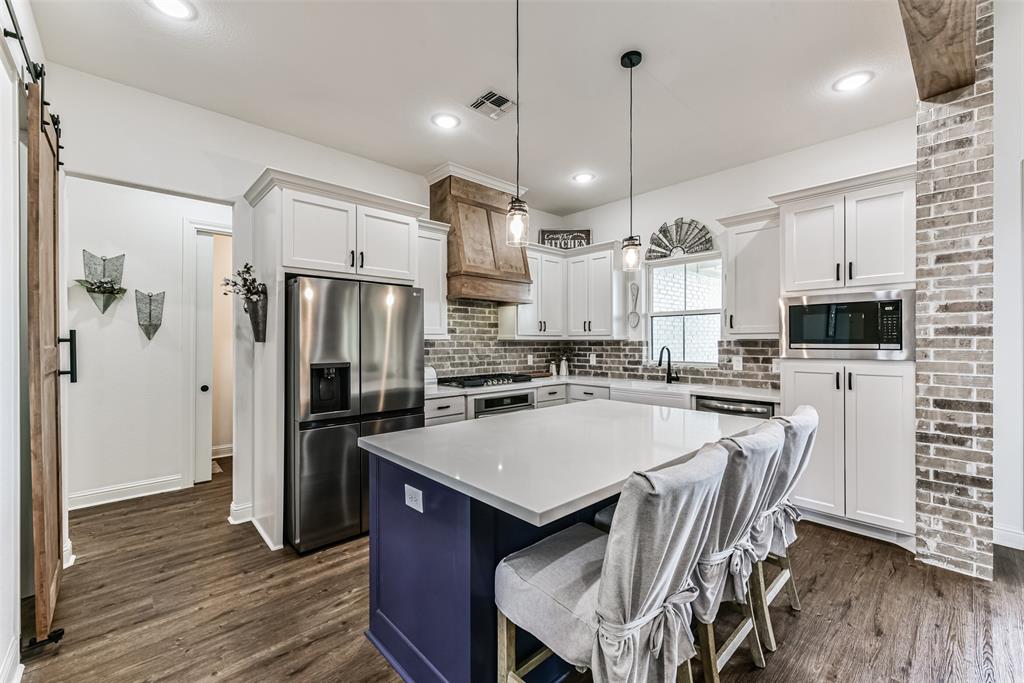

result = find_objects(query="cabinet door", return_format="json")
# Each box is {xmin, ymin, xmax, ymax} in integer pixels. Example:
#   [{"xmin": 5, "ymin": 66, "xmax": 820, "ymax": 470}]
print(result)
[
  {"xmin": 517, "ymin": 252, "xmax": 542, "ymax": 335},
  {"xmin": 539, "ymin": 255, "xmax": 565, "ymax": 336},
  {"xmin": 782, "ymin": 361, "xmax": 846, "ymax": 516},
  {"xmin": 282, "ymin": 189, "xmax": 357, "ymax": 273},
  {"xmin": 781, "ymin": 195, "xmax": 845, "ymax": 292},
  {"xmin": 356, "ymin": 206, "xmax": 417, "ymax": 281},
  {"xmin": 567, "ymin": 255, "xmax": 589, "ymax": 335},
  {"xmin": 844, "ymin": 362, "xmax": 915, "ymax": 533},
  {"xmin": 844, "ymin": 180, "xmax": 915, "ymax": 288},
  {"xmin": 727, "ymin": 220, "xmax": 780, "ymax": 336},
  {"xmin": 416, "ymin": 229, "xmax": 448, "ymax": 337},
  {"xmin": 587, "ymin": 252, "xmax": 614, "ymax": 335}
]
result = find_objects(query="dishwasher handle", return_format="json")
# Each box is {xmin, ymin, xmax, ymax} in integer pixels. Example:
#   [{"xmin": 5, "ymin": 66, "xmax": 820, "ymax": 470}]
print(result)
[{"xmin": 695, "ymin": 398, "xmax": 772, "ymax": 417}]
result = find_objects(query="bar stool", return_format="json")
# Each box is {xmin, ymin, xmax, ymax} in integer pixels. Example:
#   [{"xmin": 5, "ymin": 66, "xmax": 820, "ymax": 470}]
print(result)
[{"xmin": 494, "ymin": 443, "xmax": 729, "ymax": 683}]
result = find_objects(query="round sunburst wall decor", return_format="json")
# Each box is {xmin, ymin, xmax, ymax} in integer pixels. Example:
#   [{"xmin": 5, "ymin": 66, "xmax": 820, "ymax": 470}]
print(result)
[{"xmin": 645, "ymin": 217, "xmax": 714, "ymax": 260}]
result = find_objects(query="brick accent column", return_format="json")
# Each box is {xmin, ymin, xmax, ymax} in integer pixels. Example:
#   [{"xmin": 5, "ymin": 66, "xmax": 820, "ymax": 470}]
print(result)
[{"xmin": 914, "ymin": 0, "xmax": 994, "ymax": 579}]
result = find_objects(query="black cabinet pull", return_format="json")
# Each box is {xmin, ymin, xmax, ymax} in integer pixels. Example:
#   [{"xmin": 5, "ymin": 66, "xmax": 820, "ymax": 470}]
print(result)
[
  {"xmin": 542, "ymin": 321, "xmax": 546, "ymax": 332},
  {"xmin": 729, "ymin": 314, "xmax": 734, "ymax": 329},
  {"xmin": 835, "ymin": 371, "xmax": 840, "ymax": 390},
  {"xmin": 350, "ymin": 250, "xmax": 355, "ymax": 268},
  {"xmin": 848, "ymin": 261, "xmax": 853, "ymax": 280},
  {"xmin": 538, "ymin": 321, "xmax": 542, "ymax": 332},
  {"xmin": 547, "ymin": 390, "xmax": 558, "ymax": 396},
  {"xmin": 435, "ymin": 404, "xmax": 451, "ymax": 410},
  {"xmin": 835, "ymin": 263, "xmax": 840, "ymax": 281},
  {"xmin": 359, "ymin": 251, "xmax": 365, "ymax": 268},
  {"xmin": 583, "ymin": 391, "xmax": 594, "ymax": 396},
  {"xmin": 848, "ymin": 372, "xmax": 853, "ymax": 391},
  {"xmin": 58, "ymin": 329, "xmax": 77, "ymax": 383}
]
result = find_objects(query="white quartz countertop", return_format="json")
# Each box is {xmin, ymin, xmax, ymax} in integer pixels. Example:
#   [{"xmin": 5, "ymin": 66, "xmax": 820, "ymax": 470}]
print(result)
[
  {"xmin": 359, "ymin": 399, "xmax": 764, "ymax": 526},
  {"xmin": 425, "ymin": 375, "xmax": 780, "ymax": 404}
]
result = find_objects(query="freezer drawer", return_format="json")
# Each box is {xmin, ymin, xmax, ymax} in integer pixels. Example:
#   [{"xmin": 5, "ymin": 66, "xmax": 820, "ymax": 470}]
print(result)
[{"xmin": 288, "ymin": 422, "xmax": 362, "ymax": 553}]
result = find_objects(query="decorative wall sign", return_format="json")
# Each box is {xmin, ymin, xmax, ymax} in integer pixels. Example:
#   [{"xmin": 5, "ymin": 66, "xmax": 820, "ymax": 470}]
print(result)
[
  {"xmin": 135, "ymin": 290, "xmax": 165, "ymax": 340},
  {"xmin": 645, "ymin": 218, "xmax": 714, "ymax": 260},
  {"xmin": 539, "ymin": 229, "xmax": 592, "ymax": 250},
  {"xmin": 75, "ymin": 250, "xmax": 127, "ymax": 313}
]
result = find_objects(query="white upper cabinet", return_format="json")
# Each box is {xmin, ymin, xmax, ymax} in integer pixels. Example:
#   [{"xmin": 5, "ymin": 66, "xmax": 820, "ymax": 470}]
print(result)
[
  {"xmin": 772, "ymin": 166, "xmax": 916, "ymax": 295},
  {"xmin": 721, "ymin": 207, "xmax": 781, "ymax": 337},
  {"xmin": 503, "ymin": 249, "xmax": 565, "ymax": 337},
  {"xmin": 539, "ymin": 255, "xmax": 566, "ymax": 336},
  {"xmin": 517, "ymin": 252, "xmax": 542, "ymax": 334},
  {"xmin": 356, "ymin": 206, "xmax": 418, "ymax": 281},
  {"xmin": 282, "ymin": 189, "xmax": 357, "ymax": 274},
  {"xmin": 567, "ymin": 254, "xmax": 589, "ymax": 336},
  {"xmin": 416, "ymin": 220, "xmax": 449, "ymax": 339},
  {"xmin": 844, "ymin": 180, "xmax": 916, "ymax": 288},
  {"xmin": 586, "ymin": 251, "xmax": 614, "ymax": 335}
]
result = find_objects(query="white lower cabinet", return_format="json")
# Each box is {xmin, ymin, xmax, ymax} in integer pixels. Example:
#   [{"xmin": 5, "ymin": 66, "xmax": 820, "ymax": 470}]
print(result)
[
  {"xmin": 782, "ymin": 360, "xmax": 914, "ymax": 534},
  {"xmin": 536, "ymin": 398, "xmax": 567, "ymax": 410},
  {"xmin": 609, "ymin": 389, "xmax": 691, "ymax": 410},
  {"xmin": 569, "ymin": 385, "xmax": 610, "ymax": 402}
]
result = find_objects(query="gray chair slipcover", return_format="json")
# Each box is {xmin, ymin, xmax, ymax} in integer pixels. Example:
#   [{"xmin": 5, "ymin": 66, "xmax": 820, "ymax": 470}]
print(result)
[
  {"xmin": 494, "ymin": 443, "xmax": 728, "ymax": 683},
  {"xmin": 692, "ymin": 421, "xmax": 785, "ymax": 624},
  {"xmin": 750, "ymin": 406, "xmax": 819, "ymax": 560}
]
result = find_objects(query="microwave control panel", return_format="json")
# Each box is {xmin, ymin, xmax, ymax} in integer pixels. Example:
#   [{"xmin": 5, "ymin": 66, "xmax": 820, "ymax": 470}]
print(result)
[{"xmin": 879, "ymin": 300, "xmax": 902, "ymax": 344}]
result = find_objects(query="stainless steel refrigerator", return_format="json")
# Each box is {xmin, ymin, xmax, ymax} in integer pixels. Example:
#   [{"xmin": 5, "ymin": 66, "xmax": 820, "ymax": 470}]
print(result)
[{"xmin": 286, "ymin": 277, "xmax": 424, "ymax": 553}]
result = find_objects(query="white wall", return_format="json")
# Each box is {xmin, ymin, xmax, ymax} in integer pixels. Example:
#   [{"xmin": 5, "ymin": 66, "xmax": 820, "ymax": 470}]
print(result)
[
  {"xmin": 211, "ymin": 234, "xmax": 233, "ymax": 455},
  {"xmin": 64, "ymin": 177, "xmax": 231, "ymax": 508},
  {"xmin": 993, "ymin": 0, "xmax": 1024, "ymax": 550},
  {"xmin": 562, "ymin": 118, "xmax": 916, "ymax": 239}
]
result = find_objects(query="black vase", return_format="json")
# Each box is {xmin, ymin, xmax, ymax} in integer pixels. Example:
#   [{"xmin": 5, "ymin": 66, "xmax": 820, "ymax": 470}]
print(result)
[{"xmin": 246, "ymin": 284, "xmax": 268, "ymax": 343}]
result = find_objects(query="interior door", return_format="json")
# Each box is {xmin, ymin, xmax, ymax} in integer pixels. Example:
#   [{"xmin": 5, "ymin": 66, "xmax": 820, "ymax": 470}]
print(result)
[
  {"xmin": 566, "ymin": 255, "xmax": 588, "ymax": 335},
  {"xmin": 539, "ymin": 255, "xmax": 565, "ymax": 336},
  {"xmin": 782, "ymin": 360, "xmax": 846, "ymax": 516},
  {"xmin": 194, "ymin": 233, "xmax": 214, "ymax": 483},
  {"xmin": 844, "ymin": 180, "xmax": 916, "ymax": 288},
  {"xmin": 587, "ymin": 252, "xmax": 613, "ymax": 335},
  {"xmin": 356, "ymin": 206, "xmax": 417, "ymax": 281},
  {"xmin": 782, "ymin": 195, "xmax": 846, "ymax": 292},
  {"xmin": 25, "ymin": 82, "xmax": 63, "ymax": 641},
  {"xmin": 516, "ymin": 251, "xmax": 541, "ymax": 334}
]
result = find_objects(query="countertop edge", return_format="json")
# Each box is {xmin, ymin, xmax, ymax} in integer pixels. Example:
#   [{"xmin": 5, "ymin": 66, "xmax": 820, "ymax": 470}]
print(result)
[{"xmin": 425, "ymin": 376, "xmax": 780, "ymax": 403}]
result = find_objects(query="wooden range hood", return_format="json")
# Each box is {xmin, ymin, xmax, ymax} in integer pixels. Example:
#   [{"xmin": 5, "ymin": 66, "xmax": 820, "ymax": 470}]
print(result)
[{"xmin": 430, "ymin": 175, "xmax": 532, "ymax": 304}]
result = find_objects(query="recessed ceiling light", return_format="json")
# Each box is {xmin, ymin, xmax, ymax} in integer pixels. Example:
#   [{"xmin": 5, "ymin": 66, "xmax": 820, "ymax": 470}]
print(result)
[
  {"xmin": 148, "ymin": 0, "xmax": 195, "ymax": 19},
  {"xmin": 571, "ymin": 172, "xmax": 596, "ymax": 184},
  {"xmin": 833, "ymin": 71, "xmax": 874, "ymax": 92},
  {"xmin": 431, "ymin": 113, "xmax": 460, "ymax": 130}
]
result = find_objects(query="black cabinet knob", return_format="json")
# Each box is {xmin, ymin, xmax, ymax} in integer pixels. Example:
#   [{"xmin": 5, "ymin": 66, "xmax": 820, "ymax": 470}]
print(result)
[{"xmin": 201, "ymin": 385, "xmax": 210, "ymax": 392}]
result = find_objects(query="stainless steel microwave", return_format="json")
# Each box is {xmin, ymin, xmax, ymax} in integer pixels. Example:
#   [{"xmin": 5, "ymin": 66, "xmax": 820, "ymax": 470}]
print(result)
[{"xmin": 780, "ymin": 289, "xmax": 915, "ymax": 361}]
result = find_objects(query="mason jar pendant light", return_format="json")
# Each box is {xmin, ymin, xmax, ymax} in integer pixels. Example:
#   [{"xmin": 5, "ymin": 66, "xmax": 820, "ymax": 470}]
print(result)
[
  {"xmin": 620, "ymin": 50, "xmax": 642, "ymax": 272},
  {"xmin": 506, "ymin": 0, "xmax": 529, "ymax": 246}
]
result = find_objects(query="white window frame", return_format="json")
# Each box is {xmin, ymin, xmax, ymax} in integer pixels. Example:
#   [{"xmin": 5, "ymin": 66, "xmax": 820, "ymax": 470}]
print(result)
[{"xmin": 645, "ymin": 251, "xmax": 723, "ymax": 366}]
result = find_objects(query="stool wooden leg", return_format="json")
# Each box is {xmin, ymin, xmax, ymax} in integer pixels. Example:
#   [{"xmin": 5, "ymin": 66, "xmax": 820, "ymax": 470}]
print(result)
[
  {"xmin": 497, "ymin": 609, "xmax": 516, "ymax": 683},
  {"xmin": 677, "ymin": 657, "xmax": 694, "ymax": 683},
  {"xmin": 696, "ymin": 622, "xmax": 720, "ymax": 683},
  {"xmin": 780, "ymin": 555, "xmax": 801, "ymax": 611},
  {"xmin": 749, "ymin": 561, "xmax": 777, "ymax": 652},
  {"xmin": 739, "ymin": 589, "xmax": 766, "ymax": 669}
]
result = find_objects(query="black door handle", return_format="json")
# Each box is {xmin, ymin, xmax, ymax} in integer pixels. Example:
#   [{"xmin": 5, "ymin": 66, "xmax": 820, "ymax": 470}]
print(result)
[
  {"xmin": 835, "ymin": 371, "xmax": 840, "ymax": 390},
  {"xmin": 835, "ymin": 263, "xmax": 840, "ymax": 281},
  {"xmin": 847, "ymin": 372, "xmax": 853, "ymax": 391},
  {"xmin": 350, "ymin": 250, "xmax": 355, "ymax": 267},
  {"xmin": 848, "ymin": 261, "xmax": 853, "ymax": 280},
  {"xmin": 201, "ymin": 385, "xmax": 210, "ymax": 392},
  {"xmin": 359, "ymin": 251, "xmax": 365, "ymax": 268},
  {"xmin": 58, "ymin": 329, "xmax": 77, "ymax": 383}
]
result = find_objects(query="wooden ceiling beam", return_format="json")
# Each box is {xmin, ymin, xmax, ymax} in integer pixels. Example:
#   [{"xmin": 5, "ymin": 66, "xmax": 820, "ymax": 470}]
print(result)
[{"xmin": 898, "ymin": 0, "xmax": 976, "ymax": 100}]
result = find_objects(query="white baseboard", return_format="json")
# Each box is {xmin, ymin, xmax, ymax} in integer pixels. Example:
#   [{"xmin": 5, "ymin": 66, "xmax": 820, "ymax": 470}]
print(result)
[
  {"xmin": 212, "ymin": 444, "xmax": 233, "ymax": 459},
  {"xmin": 68, "ymin": 474, "xmax": 182, "ymax": 510},
  {"xmin": 1, "ymin": 636, "xmax": 22, "ymax": 683},
  {"xmin": 252, "ymin": 517, "xmax": 283, "ymax": 551},
  {"xmin": 228, "ymin": 501, "xmax": 252, "ymax": 525},
  {"xmin": 798, "ymin": 508, "xmax": 917, "ymax": 553},
  {"xmin": 995, "ymin": 525, "xmax": 1024, "ymax": 551},
  {"xmin": 62, "ymin": 537, "xmax": 76, "ymax": 569}
]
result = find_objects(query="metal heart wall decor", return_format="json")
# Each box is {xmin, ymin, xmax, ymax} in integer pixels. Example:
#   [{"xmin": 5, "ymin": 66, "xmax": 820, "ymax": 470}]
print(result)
[
  {"xmin": 76, "ymin": 250, "xmax": 127, "ymax": 313},
  {"xmin": 645, "ymin": 218, "xmax": 714, "ymax": 260},
  {"xmin": 135, "ymin": 290, "xmax": 165, "ymax": 340}
]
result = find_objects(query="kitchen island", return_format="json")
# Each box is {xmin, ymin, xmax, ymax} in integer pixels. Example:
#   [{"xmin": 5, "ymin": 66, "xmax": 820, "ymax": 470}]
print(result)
[{"xmin": 358, "ymin": 399, "xmax": 763, "ymax": 683}]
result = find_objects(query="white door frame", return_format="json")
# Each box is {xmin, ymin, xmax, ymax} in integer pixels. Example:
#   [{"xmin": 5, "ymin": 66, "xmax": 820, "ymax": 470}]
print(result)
[{"xmin": 181, "ymin": 219, "xmax": 231, "ymax": 486}]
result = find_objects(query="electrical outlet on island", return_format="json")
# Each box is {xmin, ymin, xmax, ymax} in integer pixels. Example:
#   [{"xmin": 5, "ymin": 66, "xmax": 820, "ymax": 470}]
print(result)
[{"xmin": 404, "ymin": 484, "xmax": 423, "ymax": 513}]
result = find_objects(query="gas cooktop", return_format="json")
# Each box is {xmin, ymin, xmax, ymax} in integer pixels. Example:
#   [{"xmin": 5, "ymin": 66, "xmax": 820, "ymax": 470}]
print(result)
[{"xmin": 439, "ymin": 373, "xmax": 534, "ymax": 388}]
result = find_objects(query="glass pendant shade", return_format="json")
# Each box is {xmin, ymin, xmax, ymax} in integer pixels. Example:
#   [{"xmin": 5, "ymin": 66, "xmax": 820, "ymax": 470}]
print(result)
[
  {"xmin": 506, "ymin": 197, "xmax": 529, "ymax": 246},
  {"xmin": 622, "ymin": 234, "xmax": 642, "ymax": 272}
]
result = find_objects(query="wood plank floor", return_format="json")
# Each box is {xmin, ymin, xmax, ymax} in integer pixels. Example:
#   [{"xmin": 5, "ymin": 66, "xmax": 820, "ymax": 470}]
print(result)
[{"xmin": 22, "ymin": 461, "xmax": 1024, "ymax": 682}]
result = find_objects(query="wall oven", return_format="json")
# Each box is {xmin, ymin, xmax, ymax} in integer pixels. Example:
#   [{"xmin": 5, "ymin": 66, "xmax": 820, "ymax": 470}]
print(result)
[{"xmin": 781, "ymin": 288, "xmax": 915, "ymax": 361}]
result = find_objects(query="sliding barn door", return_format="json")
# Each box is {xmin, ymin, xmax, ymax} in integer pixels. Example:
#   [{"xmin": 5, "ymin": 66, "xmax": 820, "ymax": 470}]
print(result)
[{"xmin": 25, "ymin": 81, "xmax": 63, "ymax": 640}]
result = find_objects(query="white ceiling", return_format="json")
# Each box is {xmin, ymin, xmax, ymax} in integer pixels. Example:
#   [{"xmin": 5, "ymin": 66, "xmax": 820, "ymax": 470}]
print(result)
[{"xmin": 31, "ymin": 0, "xmax": 917, "ymax": 215}]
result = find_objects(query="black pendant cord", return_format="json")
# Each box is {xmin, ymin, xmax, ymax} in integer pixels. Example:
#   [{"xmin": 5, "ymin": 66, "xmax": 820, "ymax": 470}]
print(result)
[
  {"xmin": 628, "ymin": 63, "xmax": 633, "ymax": 239},
  {"xmin": 515, "ymin": 0, "xmax": 520, "ymax": 200}
]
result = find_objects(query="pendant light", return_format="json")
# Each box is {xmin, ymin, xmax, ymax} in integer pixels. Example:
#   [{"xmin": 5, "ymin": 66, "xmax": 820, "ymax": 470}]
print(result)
[
  {"xmin": 620, "ymin": 50, "xmax": 642, "ymax": 272},
  {"xmin": 506, "ymin": 0, "xmax": 529, "ymax": 246}
]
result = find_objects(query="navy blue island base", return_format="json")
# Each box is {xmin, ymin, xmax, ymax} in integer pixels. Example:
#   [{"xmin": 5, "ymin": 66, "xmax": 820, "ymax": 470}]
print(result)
[{"xmin": 366, "ymin": 454, "xmax": 614, "ymax": 683}]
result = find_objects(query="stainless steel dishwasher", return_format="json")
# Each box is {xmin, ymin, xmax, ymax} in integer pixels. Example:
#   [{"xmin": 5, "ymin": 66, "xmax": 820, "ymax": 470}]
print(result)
[{"xmin": 693, "ymin": 395, "xmax": 775, "ymax": 419}]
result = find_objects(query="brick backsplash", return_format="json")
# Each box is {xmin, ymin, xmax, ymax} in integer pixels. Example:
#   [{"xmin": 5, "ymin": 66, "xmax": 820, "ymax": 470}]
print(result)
[
  {"xmin": 424, "ymin": 299, "xmax": 779, "ymax": 390},
  {"xmin": 913, "ymin": 0, "xmax": 994, "ymax": 580}
]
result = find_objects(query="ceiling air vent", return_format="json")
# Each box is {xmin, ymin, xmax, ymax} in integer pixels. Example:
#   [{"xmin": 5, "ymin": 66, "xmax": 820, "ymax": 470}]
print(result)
[{"xmin": 467, "ymin": 90, "xmax": 516, "ymax": 120}]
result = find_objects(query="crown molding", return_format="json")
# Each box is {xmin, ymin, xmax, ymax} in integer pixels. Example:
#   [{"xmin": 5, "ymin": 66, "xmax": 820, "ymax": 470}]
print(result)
[
  {"xmin": 769, "ymin": 164, "xmax": 916, "ymax": 205},
  {"xmin": 717, "ymin": 206, "xmax": 780, "ymax": 228},
  {"xmin": 244, "ymin": 168, "xmax": 429, "ymax": 217},
  {"xmin": 418, "ymin": 218, "xmax": 450, "ymax": 235},
  {"xmin": 426, "ymin": 162, "xmax": 528, "ymax": 197}
]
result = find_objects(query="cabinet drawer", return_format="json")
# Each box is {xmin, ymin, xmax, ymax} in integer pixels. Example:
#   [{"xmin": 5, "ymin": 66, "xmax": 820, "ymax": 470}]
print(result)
[
  {"xmin": 424, "ymin": 396, "xmax": 466, "ymax": 419},
  {"xmin": 569, "ymin": 385, "xmax": 610, "ymax": 401},
  {"xmin": 537, "ymin": 385, "xmax": 567, "ymax": 402},
  {"xmin": 536, "ymin": 398, "xmax": 566, "ymax": 410},
  {"xmin": 425, "ymin": 414, "xmax": 465, "ymax": 427}
]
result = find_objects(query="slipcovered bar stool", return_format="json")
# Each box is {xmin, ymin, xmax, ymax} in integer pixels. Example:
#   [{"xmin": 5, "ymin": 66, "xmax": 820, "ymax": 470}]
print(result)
[
  {"xmin": 747, "ymin": 406, "xmax": 819, "ymax": 652},
  {"xmin": 494, "ymin": 443, "xmax": 729, "ymax": 683},
  {"xmin": 692, "ymin": 421, "xmax": 785, "ymax": 683}
]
